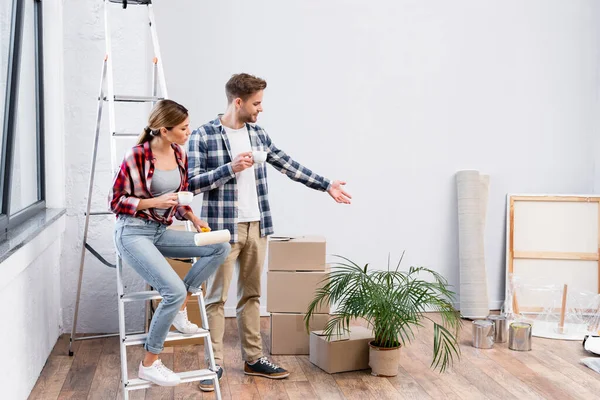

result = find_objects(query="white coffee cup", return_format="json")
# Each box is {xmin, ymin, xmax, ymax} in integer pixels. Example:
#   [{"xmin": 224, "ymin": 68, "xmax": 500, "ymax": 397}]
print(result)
[
  {"xmin": 177, "ymin": 191, "xmax": 193, "ymax": 205},
  {"xmin": 252, "ymin": 150, "xmax": 267, "ymax": 163}
]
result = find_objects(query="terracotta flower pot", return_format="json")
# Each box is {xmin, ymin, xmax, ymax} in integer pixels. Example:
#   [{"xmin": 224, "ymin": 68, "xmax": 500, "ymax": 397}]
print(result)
[{"xmin": 368, "ymin": 341, "xmax": 402, "ymax": 377}]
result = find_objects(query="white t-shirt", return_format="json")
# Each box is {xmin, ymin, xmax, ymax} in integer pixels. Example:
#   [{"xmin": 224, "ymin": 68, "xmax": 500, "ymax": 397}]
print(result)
[{"xmin": 223, "ymin": 124, "xmax": 261, "ymax": 222}]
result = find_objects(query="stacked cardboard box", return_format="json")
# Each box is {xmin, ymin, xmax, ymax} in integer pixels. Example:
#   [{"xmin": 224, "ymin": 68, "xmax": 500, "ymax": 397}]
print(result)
[
  {"xmin": 266, "ymin": 236, "xmax": 331, "ymax": 355},
  {"xmin": 309, "ymin": 326, "xmax": 375, "ymax": 373}
]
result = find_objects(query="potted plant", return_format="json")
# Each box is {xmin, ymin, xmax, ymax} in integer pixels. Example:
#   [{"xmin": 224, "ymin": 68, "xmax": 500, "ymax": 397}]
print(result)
[{"xmin": 304, "ymin": 253, "xmax": 462, "ymax": 376}]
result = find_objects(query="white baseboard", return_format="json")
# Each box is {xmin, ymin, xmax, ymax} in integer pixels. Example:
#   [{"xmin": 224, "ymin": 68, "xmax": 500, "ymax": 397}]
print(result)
[
  {"xmin": 452, "ymin": 300, "xmax": 505, "ymax": 314},
  {"xmin": 222, "ymin": 301, "xmax": 504, "ymax": 318},
  {"xmin": 225, "ymin": 306, "xmax": 269, "ymax": 318}
]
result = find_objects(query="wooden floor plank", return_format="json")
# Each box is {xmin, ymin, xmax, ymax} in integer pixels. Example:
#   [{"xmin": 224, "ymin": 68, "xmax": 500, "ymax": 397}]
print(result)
[
  {"xmin": 227, "ymin": 383, "xmax": 260, "ymax": 399},
  {"xmin": 283, "ymin": 381, "xmax": 318, "ymax": 400},
  {"xmin": 88, "ymin": 337, "xmax": 121, "ymax": 400},
  {"xmin": 385, "ymin": 366, "xmax": 433, "ymax": 400},
  {"xmin": 534, "ymin": 336, "xmax": 600, "ymax": 386},
  {"xmin": 28, "ymin": 356, "xmax": 74, "ymax": 400},
  {"xmin": 360, "ymin": 372, "xmax": 402, "ymax": 399},
  {"xmin": 295, "ymin": 356, "xmax": 346, "ymax": 400},
  {"xmin": 403, "ymin": 329, "xmax": 490, "ymax": 400},
  {"xmin": 254, "ymin": 378, "xmax": 290, "ymax": 400},
  {"xmin": 57, "ymin": 338, "xmax": 104, "ymax": 399},
  {"xmin": 173, "ymin": 345, "xmax": 203, "ymax": 400}
]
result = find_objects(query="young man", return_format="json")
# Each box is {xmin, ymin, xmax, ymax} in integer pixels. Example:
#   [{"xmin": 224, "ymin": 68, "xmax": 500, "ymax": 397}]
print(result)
[{"xmin": 187, "ymin": 73, "xmax": 351, "ymax": 391}]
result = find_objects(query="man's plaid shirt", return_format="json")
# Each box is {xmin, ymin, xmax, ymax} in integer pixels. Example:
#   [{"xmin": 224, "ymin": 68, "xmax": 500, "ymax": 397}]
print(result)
[
  {"xmin": 187, "ymin": 116, "xmax": 331, "ymax": 243},
  {"xmin": 109, "ymin": 141, "xmax": 193, "ymax": 224}
]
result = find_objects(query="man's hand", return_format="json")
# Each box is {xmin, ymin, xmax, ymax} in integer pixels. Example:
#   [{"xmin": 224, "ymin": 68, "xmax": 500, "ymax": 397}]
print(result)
[
  {"xmin": 231, "ymin": 152, "xmax": 254, "ymax": 173},
  {"xmin": 327, "ymin": 180, "xmax": 352, "ymax": 204}
]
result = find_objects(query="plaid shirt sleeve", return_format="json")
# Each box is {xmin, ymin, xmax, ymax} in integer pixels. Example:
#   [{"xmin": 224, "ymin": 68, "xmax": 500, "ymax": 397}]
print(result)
[
  {"xmin": 109, "ymin": 150, "xmax": 141, "ymax": 215},
  {"xmin": 262, "ymin": 129, "xmax": 331, "ymax": 192},
  {"xmin": 187, "ymin": 127, "xmax": 235, "ymax": 194}
]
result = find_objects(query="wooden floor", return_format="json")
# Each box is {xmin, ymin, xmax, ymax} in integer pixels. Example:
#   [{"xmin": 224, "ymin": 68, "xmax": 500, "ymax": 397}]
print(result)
[{"xmin": 29, "ymin": 314, "xmax": 600, "ymax": 399}]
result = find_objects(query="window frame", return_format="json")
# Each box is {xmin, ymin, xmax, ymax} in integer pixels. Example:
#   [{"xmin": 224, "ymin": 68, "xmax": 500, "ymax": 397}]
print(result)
[{"xmin": 0, "ymin": 0, "xmax": 45, "ymax": 238}]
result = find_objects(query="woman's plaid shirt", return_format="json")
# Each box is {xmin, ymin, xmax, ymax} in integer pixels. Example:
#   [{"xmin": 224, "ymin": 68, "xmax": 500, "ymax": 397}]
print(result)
[{"xmin": 109, "ymin": 141, "xmax": 193, "ymax": 224}]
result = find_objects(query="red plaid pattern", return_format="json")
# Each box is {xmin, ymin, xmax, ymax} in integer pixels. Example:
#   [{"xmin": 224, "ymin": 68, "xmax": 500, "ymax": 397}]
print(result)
[{"xmin": 109, "ymin": 141, "xmax": 193, "ymax": 224}]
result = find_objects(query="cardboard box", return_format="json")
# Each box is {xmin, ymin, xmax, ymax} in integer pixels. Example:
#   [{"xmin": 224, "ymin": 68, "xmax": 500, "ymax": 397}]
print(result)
[
  {"xmin": 151, "ymin": 257, "xmax": 205, "ymax": 346},
  {"xmin": 267, "ymin": 271, "xmax": 330, "ymax": 314},
  {"xmin": 268, "ymin": 236, "xmax": 326, "ymax": 271},
  {"xmin": 270, "ymin": 313, "xmax": 331, "ymax": 355},
  {"xmin": 309, "ymin": 326, "xmax": 374, "ymax": 374}
]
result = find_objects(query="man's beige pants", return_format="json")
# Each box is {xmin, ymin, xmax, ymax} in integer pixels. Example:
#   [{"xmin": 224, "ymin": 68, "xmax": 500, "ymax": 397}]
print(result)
[{"xmin": 204, "ymin": 222, "xmax": 267, "ymax": 364}]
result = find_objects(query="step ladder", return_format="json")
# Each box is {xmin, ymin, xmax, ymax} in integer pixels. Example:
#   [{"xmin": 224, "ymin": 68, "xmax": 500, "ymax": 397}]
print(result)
[
  {"xmin": 116, "ymin": 254, "xmax": 221, "ymax": 397},
  {"xmin": 68, "ymin": 1, "xmax": 221, "ymax": 398}
]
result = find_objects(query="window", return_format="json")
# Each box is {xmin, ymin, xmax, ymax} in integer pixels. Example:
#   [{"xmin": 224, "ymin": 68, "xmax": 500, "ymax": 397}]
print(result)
[
  {"xmin": 0, "ymin": 0, "xmax": 45, "ymax": 237},
  {"xmin": 0, "ymin": 0, "xmax": 13, "ymax": 217}
]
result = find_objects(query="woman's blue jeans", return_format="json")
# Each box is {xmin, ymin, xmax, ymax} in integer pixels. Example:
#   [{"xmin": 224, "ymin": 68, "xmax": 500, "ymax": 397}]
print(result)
[{"xmin": 114, "ymin": 215, "xmax": 230, "ymax": 354}]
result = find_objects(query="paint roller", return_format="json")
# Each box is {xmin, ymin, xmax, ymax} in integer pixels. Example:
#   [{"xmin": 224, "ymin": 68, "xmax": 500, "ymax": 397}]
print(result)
[{"xmin": 194, "ymin": 229, "xmax": 231, "ymax": 246}]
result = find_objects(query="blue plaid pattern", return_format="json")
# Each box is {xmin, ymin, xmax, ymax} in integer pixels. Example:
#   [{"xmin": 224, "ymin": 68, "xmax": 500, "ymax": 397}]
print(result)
[{"xmin": 187, "ymin": 116, "xmax": 331, "ymax": 242}]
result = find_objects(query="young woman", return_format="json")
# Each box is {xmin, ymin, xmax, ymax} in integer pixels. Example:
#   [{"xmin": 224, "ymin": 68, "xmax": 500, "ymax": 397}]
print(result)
[{"xmin": 110, "ymin": 99, "xmax": 230, "ymax": 386}]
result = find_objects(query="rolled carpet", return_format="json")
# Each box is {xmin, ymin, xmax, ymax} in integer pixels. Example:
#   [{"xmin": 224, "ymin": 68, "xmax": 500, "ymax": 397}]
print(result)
[{"xmin": 456, "ymin": 170, "xmax": 490, "ymax": 318}]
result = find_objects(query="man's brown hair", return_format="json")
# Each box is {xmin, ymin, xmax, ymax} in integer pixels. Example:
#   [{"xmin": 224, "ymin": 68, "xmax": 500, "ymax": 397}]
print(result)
[{"xmin": 225, "ymin": 73, "xmax": 267, "ymax": 103}]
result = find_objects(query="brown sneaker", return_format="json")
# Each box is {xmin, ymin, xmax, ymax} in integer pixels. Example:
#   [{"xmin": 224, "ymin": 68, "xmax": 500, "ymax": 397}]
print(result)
[
  {"xmin": 244, "ymin": 357, "xmax": 290, "ymax": 379},
  {"xmin": 198, "ymin": 365, "xmax": 223, "ymax": 392}
]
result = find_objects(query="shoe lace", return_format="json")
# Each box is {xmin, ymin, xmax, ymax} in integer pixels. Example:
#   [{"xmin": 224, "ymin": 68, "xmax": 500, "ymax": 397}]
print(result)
[
  {"xmin": 155, "ymin": 360, "xmax": 174, "ymax": 378},
  {"xmin": 181, "ymin": 308, "xmax": 195, "ymax": 327},
  {"xmin": 259, "ymin": 357, "xmax": 279, "ymax": 370}
]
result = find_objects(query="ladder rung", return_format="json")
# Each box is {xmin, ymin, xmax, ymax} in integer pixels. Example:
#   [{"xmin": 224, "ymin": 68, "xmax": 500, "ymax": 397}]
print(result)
[
  {"xmin": 86, "ymin": 211, "xmax": 113, "ymax": 216},
  {"xmin": 126, "ymin": 369, "xmax": 217, "ymax": 391},
  {"xmin": 109, "ymin": 0, "xmax": 152, "ymax": 5},
  {"xmin": 121, "ymin": 290, "xmax": 201, "ymax": 303},
  {"xmin": 113, "ymin": 132, "xmax": 139, "ymax": 137},
  {"xmin": 124, "ymin": 329, "xmax": 209, "ymax": 346},
  {"xmin": 103, "ymin": 95, "xmax": 164, "ymax": 103}
]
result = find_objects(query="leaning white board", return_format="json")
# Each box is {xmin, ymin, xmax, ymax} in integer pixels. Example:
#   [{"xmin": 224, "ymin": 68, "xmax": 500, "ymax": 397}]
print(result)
[{"xmin": 505, "ymin": 194, "xmax": 600, "ymax": 314}]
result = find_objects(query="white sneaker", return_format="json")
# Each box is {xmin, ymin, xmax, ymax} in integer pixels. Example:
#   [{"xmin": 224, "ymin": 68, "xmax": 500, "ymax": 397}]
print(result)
[
  {"xmin": 172, "ymin": 307, "xmax": 199, "ymax": 334},
  {"xmin": 138, "ymin": 359, "xmax": 180, "ymax": 386}
]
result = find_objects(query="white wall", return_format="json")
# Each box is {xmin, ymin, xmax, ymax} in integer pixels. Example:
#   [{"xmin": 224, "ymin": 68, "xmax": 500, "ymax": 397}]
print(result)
[
  {"xmin": 153, "ymin": 0, "xmax": 600, "ymax": 310},
  {"xmin": 1, "ymin": 218, "xmax": 65, "ymax": 399},
  {"xmin": 59, "ymin": 0, "xmax": 600, "ymax": 331},
  {"xmin": 596, "ymin": 127, "xmax": 600, "ymax": 193}
]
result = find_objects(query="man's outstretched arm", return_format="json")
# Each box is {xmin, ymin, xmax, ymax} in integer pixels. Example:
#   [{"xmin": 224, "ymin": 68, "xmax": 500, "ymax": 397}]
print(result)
[{"xmin": 262, "ymin": 130, "xmax": 351, "ymax": 204}]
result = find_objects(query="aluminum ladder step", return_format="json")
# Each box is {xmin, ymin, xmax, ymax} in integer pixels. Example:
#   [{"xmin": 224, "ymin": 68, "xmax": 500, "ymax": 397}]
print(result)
[
  {"xmin": 86, "ymin": 211, "xmax": 112, "ymax": 216},
  {"xmin": 124, "ymin": 329, "xmax": 209, "ymax": 346},
  {"xmin": 103, "ymin": 94, "xmax": 164, "ymax": 103},
  {"xmin": 109, "ymin": 0, "xmax": 152, "ymax": 6},
  {"xmin": 126, "ymin": 369, "xmax": 217, "ymax": 391},
  {"xmin": 112, "ymin": 132, "xmax": 140, "ymax": 137},
  {"xmin": 121, "ymin": 290, "xmax": 199, "ymax": 303}
]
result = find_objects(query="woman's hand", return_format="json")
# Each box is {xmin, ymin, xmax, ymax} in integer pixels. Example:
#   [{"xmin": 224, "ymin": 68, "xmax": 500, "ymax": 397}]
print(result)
[
  {"xmin": 137, "ymin": 193, "xmax": 178, "ymax": 211},
  {"xmin": 189, "ymin": 214, "xmax": 211, "ymax": 233},
  {"xmin": 152, "ymin": 193, "xmax": 179, "ymax": 209}
]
